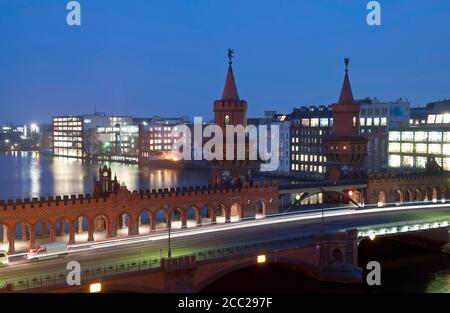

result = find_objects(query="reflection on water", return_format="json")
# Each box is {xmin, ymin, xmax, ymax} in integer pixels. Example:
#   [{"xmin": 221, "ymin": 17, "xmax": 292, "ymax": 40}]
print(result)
[{"xmin": 0, "ymin": 152, "xmax": 210, "ymax": 199}]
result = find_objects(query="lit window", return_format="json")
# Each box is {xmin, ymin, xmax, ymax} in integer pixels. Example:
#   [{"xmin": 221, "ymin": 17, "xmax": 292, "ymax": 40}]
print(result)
[
  {"xmin": 366, "ymin": 118, "xmax": 372, "ymax": 126},
  {"xmin": 416, "ymin": 156, "xmax": 427, "ymax": 168},
  {"xmin": 302, "ymin": 119, "xmax": 310, "ymax": 127},
  {"xmin": 373, "ymin": 118, "xmax": 380, "ymax": 126},
  {"xmin": 320, "ymin": 118, "xmax": 329, "ymax": 127},
  {"xmin": 443, "ymin": 144, "xmax": 450, "ymax": 156},
  {"xmin": 428, "ymin": 144, "xmax": 441, "ymax": 154},
  {"xmin": 389, "ymin": 131, "xmax": 400, "ymax": 141},
  {"xmin": 443, "ymin": 114, "xmax": 450, "ymax": 124},
  {"xmin": 427, "ymin": 114, "xmax": 436, "ymax": 124},
  {"xmin": 388, "ymin": 142, "xmax": 401, "ymax": 153},
  {"xmin": 403, "ymin": 155, "xmax": 413, "ymax": 167},
  {"xmin": 428, "ymin": 132, "xmax": 442, "ymax": 142},
  {"xmin": 401, "ymin": 143, "xmax": 414, "ymax": 153},
  {"xmin": 360, "ymin": 118, "xmax": 365, "ymax": 126},
  {"xmin": 401, "ymin": 132, "xmax": 414, "ymax": 141},
  {"xmin": 224, "ymin": 115, "xmax": 231, "ymax": 125},
  {"xmin": 415, "ymin": 143, "xmax": 427, "ymax": 154},
  {"xmin": 389, "ymin": 155, "xmax": 401, "ymax": 168},
  {"xmin": 310, "ymin": 118, "xmax": 319, "ymax": 127},
  {"xmin": 414, "ymin": 132, "xmax": 427, "ymax": 142}
]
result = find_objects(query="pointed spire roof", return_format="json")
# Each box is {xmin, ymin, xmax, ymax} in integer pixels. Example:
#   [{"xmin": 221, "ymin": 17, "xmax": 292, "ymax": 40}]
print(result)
[
  {"xmin": 338, "ymin": 58, "xmax": 354, "ymax": 104},
  {"xmin": 222, "ymin": 64, "xmax": 240, "ymax": 101}
]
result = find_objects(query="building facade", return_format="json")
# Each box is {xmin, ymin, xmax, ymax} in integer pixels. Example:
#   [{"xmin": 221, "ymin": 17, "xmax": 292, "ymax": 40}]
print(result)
[
  {"xmin": 359, "ymin": 97, "xmax": 410, "ymax": 174},
  {"xmin": 388, "ymin": 100, "xmax": 450, "ymax": 173},
  {"xmin": 290, "ymin": 105, "xmax": 332, "ymax": 180}
]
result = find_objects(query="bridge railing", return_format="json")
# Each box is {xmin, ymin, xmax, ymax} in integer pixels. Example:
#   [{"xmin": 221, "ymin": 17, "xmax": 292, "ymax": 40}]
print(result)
[
  {"xmin": 357, "ymin": 217, "xmax": 450, "ymax": 238},
  {"xmin": 1, "ymin": 231, "xmax": 319, "ymax": 292}
]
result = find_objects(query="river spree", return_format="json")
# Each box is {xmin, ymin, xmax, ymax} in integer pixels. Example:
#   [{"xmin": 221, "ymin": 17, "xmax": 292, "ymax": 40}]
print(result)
[{"xmin": 0, "ymin": 151, "xmax": 212, "ymax": 199}]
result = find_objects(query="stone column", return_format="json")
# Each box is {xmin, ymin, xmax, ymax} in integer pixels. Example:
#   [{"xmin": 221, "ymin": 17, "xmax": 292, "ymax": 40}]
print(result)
[
  {"xmin": 59, "ymin": 220, "xmax": 64, "ymax": 236},
  {"xmin": 196, "ymin": 210, "xmax": 202, "ymax": 227},
  {"xmin": 129, "ymin": 217, "xmax": 139, "ymax": 236},
  {"xmin": 50, "ymin": 225, "xmax": 55, "ymax": 242},
  {"xmin": 78, "ymin": 217, "xmax": 83, "ymax": 233},
  {"xmin": 2, "ymin": 225, "xmax": 8, "ymax": 243},
  {"xmin": 41, "ymin": 222, "xmax": 47, "ymax": 238},
  {"xmin": 87, "ymin": 221, "xmax": 94, "ymax": 242},
  {"xmin": 22, "ymin": 224, "xmax": 27, "ymax": 241},
  {"xmin": 150, "ymin": 212, "xmax": 156, "ymax": 232},
  {"xmin": 225, "ymin": 208, "xmax": 231, "ymax": 223},
  {"xmin": 8, "ymin": 231, "xmax": 15, "ymax": 254},
  {"xmin": 69, "ymin": 222, "xmax": 76, "ymax": 244},
  {"xmin": 29, "ymin": 228, "xmax": 36, "ymax": 250},
  {"xmin": 210, "ymin": 209, "xmax": 217, "ymax": 224},
  {"xmin": 181, "ymin": 213, "xmax": 187, "ymax": 229},
  {"xmin": 122, "ymin": 215, "xmax": 127, "ymax": 229}
]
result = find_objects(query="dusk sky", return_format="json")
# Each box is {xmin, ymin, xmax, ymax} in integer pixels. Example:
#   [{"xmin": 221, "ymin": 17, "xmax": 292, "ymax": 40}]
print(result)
[{"xmin": 1, "ymin": 0, "xmax": 450, "ymax": 124}]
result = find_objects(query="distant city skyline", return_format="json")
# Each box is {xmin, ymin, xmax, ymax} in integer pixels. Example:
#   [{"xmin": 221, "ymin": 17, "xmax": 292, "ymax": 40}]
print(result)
[{"xmin": 1, "ymin": 0, "xmax": 450, "ymax": 124}]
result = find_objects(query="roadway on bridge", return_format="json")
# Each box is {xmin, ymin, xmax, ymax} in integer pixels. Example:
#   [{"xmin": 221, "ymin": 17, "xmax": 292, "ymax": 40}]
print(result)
[{"xmin": 0, "ymin": 203, "xmax": 449, "ymax": 285}]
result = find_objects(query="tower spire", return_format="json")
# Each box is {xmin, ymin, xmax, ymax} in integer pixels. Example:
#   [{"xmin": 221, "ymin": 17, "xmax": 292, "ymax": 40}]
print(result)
[
  {"xmin": 222, "ymin": 49, "xmax": 240, "ymax": 101},
  {"xmin": 338, "ymin": 57, "xmax": 354, "ymax": 104}
]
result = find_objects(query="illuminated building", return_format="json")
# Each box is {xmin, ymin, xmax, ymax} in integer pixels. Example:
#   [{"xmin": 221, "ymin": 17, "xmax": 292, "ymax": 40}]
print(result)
[
  {"xmin": 388, "ymin": 100, "xmax": 450, "ymax": 172},
  {"xmin": 359, "ymin": 97, "xmax": 410, "ymax": 174},
  {"xmin": 290, "ymin": 105, "xmax": 332, "ymax": 179}
]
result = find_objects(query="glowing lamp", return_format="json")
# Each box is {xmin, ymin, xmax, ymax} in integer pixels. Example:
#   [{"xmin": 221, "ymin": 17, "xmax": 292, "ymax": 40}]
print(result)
[
  {"xmin": 257, "ymin": 255, "xmax": 266, "ymax": 264},
  {"xmin": 89, "ymin": 282, "xmax": 102, "ymax": 293}
]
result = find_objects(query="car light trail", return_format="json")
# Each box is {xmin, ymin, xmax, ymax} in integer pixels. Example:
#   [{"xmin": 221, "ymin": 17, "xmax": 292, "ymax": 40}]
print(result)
[{"xmin": 62, "ymin": 201, "xmax": 450, "ymax": 256}]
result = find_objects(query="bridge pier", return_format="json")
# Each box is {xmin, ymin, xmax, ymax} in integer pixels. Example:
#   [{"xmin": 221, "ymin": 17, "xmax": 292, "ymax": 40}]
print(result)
[
  {"xmin": 7, "ymin": 230, "xmax": 15, "ymax": 253},
  {"xmin": 69, "ymin": 223, "xmax": 76, "ymax": 244},
  {"xmin": 29, "ymin": 228, "xmax": 36, "ymax": 250},
  {"xmin": 315, "ymin": 229, "xmax": 362, "ymax": 284}
]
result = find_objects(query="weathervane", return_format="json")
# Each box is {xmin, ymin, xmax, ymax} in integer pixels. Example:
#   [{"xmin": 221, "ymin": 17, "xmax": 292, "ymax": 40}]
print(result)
[
  {"xmin": 344, "ymin": 57, "xmax": 350, "ymax": 72},
  {"xmin": 228, "ymin": 48, "xmax": 234, "ymax": 65}
]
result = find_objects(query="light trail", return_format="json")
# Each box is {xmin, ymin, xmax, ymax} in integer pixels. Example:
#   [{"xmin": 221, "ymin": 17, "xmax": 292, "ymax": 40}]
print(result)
[{"xmin": 60, "ymin": 201, "xmax": 450, "ymax": 256}]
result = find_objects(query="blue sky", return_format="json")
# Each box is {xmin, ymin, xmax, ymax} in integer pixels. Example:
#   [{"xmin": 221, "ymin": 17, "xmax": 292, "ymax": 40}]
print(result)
[{"xmin": 1, "ymin": 0, "xmax": 449, "ymax": 124}]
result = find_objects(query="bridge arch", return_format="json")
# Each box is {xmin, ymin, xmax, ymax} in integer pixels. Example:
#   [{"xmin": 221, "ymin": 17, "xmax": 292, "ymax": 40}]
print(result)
[
  {"xmin": 404, "ymin": 189, "xmax": 414, "ymax": 203},
  {"xmin": 377, "ymin": 190, "xmax": 387, "ymax": 207},
  {"xmin": 185, "ymin": 206, "xmax": 199, "ymax": 228},
  {"xmin": 92, "ymin": 214, "xmax": 109, "ymax": 241},
  {"xmin": 155, "ymin": 208, "xmax": 168, "ymax": 230},
  {"xmin": 255, "ymin": 200, "xmax": 267, "ymax": 219},
  {"xmin": 74, "ymin": 215, "xmax": 89, "ymax": 242},
  {"xmin": 138, "ymin": 209, "xmax": 151, "ymax": 234},
  {"xmin": 115, "ymin": 212, "xmax": 130, "ymax": 237},
  {"xmin": 215, "ymin": 205, "xmax": 226, "ymax": 224},
  {"xmin": 200, "ymin": 204, "xmax": 214, "ymax": 225},
  {"xmin": 196, "ymin": 256, "xmax": 319, "ymax": 292},
  {"xmin": 230, "ymin": 203, "xmax": 241, "ymax": 222},
  {"xmin": 171, "ymin": 207, "xmax": 183, "ymax": 229}
]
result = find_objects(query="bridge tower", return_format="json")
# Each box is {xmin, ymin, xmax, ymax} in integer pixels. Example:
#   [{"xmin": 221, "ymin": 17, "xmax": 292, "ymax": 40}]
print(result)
[
  {"xmin": 210, "ymin": 49, "xmax": 250, "ymax": 187},
  {"xmin": 94, "ymin": 165, "xmax": 120, "ymax": 194},
  {"xmin": 324, "ymin": 59, "xmax": 368, "ymax": 181}
]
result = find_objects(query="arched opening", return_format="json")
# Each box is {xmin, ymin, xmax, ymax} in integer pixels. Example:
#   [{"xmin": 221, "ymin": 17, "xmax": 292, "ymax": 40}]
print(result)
[
  {"xmin": 116, "ymin": 213, "xmax": 130, "ymax": 237},
  {"xmin": 230, "ymin": 203, "xmax": 241, "ymax": 222},
  {"xmin": 171, "ymin": 208, "xmax": 183, "ymax": 229},
  {"xmin": 55, "ymin": 218, "xmax": 71, "ymax": 243},
  {"xmin": 34, "ymin": 220, "xmax": 51, "ymax": 247},
  {"xmin": 155, "ymin": 209, "xmax": 168, "ymax": 230},
  {"xmin": 432, "ymin": 188, "xmax": 438, "ymax": 203},
  {"xmin": 424, "ymin": 187, "xmax": 433, "ymax": 202},
  {"xmin": 0, "ymin": 223, "xmax": 8, "ymax": 251},
  {"xmin": 224, "ymin": 115, "xmax": 231, "ymax": 126},
  {"xmin": 92, "ymin": 215, "xmax": 108, "ymax": 241},
  {"xmin": 200, "ymin": 205, "xmax": 212, "ymax": 225},
  {"xmin": 395, "ymin": 189, "xmax": 403, "ymax": 205},
  {"xmin": 138, "ymin": 210, "xmax": 151, "ymax": 234},
  {"xmin": 186, "ymin": 207, "xmax": 198, "ymax": 228},
  {"xmin": 255, "ymin": 200, "xmax": 266, "ymax": 219},
  {"xmin": 377, "ymin": 190, "xmax": 386, "ymax": 207},
  {"xmin": 404, "ymin": 189, "xmax": 413, "ymax": 203},
  {"xmin": 415, "ymin": 188, "xmax": 423, "ymax": 202},
  {"xmin": 74, "ymin": 216, "xmax": 89, "ymax": 242},
  {"xmin": 215, "ymin": 205, "xmax": 226, "ymax": 224},
  {"xmin": 11, "ymin": 223, "xmax": 31, "ymax": 251}
]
